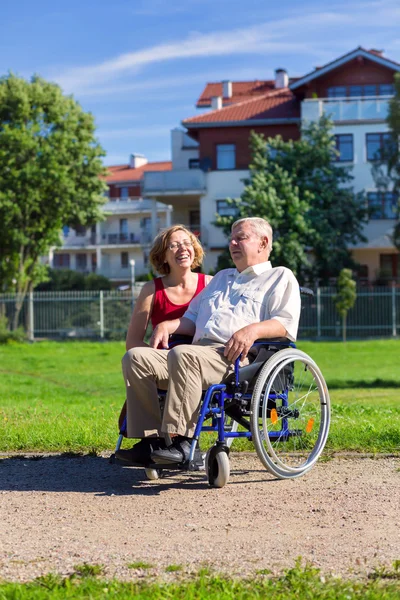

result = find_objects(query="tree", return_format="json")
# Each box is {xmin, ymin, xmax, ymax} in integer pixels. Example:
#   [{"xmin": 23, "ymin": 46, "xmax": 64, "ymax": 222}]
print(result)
[
  {"xmin": 371, "ymin": 72, "xmax": 400, "ymax": 250},
  {"xmin": 215, "ymin": 117, "xmax": 367, "ymax": 283},
  {"xmin": 334, "ymin": 268, "xmax": 356, "ymax": 342},
  {"xmin": 0, "ymin": 74, "xmax": 107, "ymax": 327},
  {"xmin": 215, "ymin": 130, "xmax": 312, "ymax": 279}
]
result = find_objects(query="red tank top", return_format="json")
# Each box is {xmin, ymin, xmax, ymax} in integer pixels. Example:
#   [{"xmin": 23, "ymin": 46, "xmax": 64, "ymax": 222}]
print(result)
[{"xmin": 151, "ymin": 273, "xmax": 206, "ymax": 329}]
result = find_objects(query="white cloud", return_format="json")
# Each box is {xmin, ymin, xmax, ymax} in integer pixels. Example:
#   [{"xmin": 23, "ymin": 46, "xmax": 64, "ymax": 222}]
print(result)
[
  {"xmin": 51, "ymin": 4, "xmax": 400, "ymax": 96},
  {"xmin": 54, "ymin": 12, "xmax": 346, "ymax": 93}
]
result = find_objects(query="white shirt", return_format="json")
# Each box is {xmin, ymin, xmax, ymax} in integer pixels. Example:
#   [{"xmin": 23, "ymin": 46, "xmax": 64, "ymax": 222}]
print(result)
[{"xmin": 184, "ymin": 261, "xmax": 301, "ymax": 343}]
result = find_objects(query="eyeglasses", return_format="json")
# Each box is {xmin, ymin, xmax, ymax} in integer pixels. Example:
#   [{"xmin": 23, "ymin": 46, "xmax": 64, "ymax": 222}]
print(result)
[{"xmin": 168, "ymin": 240, "xmax": 193, "ymax": 251}]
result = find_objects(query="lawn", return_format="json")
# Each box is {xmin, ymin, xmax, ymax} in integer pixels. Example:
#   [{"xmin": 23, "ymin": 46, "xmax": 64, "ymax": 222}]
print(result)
[
  {"xmin": 0, "ymin": 340, "xmax": 399, "ymax": 453},
  {"xmin": 0, "ymin": 562, "xmax": 400, "ymax": 600}
]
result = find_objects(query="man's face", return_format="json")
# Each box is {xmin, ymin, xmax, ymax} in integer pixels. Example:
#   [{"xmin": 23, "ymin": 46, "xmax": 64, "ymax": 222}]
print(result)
[{"xmin": 229, "ymin": 222, "xmax": 269, "ymax": 271}]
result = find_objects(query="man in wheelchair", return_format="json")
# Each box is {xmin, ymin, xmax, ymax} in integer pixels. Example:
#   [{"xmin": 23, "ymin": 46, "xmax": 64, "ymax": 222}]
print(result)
[{"xmin": 117, "ymin": 217, "xmax": 301, "ymax": 467}]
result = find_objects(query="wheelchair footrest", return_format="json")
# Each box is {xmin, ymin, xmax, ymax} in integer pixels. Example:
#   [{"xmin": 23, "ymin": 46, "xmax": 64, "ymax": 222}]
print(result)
[{"xmin": 148, "ymin": 450, "xmax": 204, "ymax": 472}]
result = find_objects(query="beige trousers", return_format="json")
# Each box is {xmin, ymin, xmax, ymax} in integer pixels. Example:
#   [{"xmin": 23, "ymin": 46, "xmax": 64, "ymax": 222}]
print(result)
[{"xmin": 122, "ymin": 340, "xmax": 235, "ymax": 438}]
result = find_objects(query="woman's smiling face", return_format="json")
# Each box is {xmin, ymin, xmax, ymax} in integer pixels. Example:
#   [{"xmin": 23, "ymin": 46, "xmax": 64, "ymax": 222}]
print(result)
[{"xmin": 164, "ymin": 229, "xmax": 195, "ymax": 272}]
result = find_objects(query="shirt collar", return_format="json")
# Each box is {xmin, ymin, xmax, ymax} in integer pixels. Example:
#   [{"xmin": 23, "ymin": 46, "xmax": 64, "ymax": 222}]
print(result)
[{"xmin": 235, "ymin": 261, "xmax": 272, "ymax": 277}]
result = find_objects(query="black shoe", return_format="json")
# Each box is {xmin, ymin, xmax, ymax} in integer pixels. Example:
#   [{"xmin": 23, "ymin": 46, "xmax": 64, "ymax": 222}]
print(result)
[
  {"xmin": 151, "ymin": 436, "xmax": 193, "ymax": 464},
  {"xmin": 116, "ymin": 438, "xmax": 165, "ymax": 466}
]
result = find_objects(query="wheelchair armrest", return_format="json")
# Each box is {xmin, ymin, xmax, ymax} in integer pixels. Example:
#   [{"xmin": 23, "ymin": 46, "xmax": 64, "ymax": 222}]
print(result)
[
  {"xmin": 168, "ymin": 334, "xmax": 194, "ymax": 348},
  {"xmin": 252, "ymin": 337, "xmax": 291, "ymax": 345},
  {"xmin": 300, "ymin": 286, "xmax": 314, "ymax": 297}
]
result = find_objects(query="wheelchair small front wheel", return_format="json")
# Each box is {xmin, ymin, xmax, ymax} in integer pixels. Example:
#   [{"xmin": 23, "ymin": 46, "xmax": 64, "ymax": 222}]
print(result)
[
  {"xmin": 145, "ymin": 467, "xmax": 161, "ymax": 480},
  {"xmin": 206, "ymin": 446, "xmax": 230, "ymax": 488}
]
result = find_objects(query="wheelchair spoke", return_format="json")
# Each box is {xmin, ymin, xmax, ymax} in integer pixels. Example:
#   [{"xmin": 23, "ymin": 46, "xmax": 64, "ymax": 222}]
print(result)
[{"xmin": 250, "ymin": 349, "xmax": 330, "ymax": 479}]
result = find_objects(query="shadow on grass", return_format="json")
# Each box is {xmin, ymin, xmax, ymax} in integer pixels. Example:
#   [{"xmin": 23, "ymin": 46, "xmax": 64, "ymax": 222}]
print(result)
[
  {"xmin": 0, "ymin": 454, "xmax": 272, "ymax": 496},
  {"xmin": 327, "ymin": 378, "xmax": 400, "ymax": 389}
]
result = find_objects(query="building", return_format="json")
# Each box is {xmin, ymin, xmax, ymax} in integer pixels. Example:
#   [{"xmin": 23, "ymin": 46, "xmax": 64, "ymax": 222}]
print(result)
[
  {"xmin": 143, "ymin": 46, "xmax": 400, "ymax": 282},
  {"xmin": 53, "ymin": 46, "xmax": 400, "ymax": 284},
  {"xmin": 50, "ymin": 154, "xmax": 172, "ymax": 283}
]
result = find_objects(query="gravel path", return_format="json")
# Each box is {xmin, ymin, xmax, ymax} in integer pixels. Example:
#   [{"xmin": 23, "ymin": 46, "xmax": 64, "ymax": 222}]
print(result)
[{"xmin": 0, "ymin": 454, "xmax": 399, "ymax": 582}]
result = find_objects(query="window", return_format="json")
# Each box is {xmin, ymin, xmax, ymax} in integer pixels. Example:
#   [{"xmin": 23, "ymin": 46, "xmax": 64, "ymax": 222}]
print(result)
[
  {"xmin": 62, "ymin": 226, "xmax": 70, "ymax": 237},
  {"xmin": 75, "ymin": 224, "xmax": 87, "ymax": 237},
  {"xmin": 366, "ymin": 133, "xmax": 392, "ymax": 161},
  {"xmin": 119, "ymin": 218, "xmax": 128, "ymax": 241},
  {"xmin": 327, "ymin": 84, "xmax": 395, "ymax": 98},
  {"xmin": 379, "ymin": 84, "xmax": 394, "ymax": 96},
  {"xmin": 349, "ymin": 85, "xmax": 362, "ymax": 97},
  {"xmin": 367, "ymin": 192, "xmax": 397, "ymax": 219},
  {"xmin": 216, "ymin": 144, "xmax": 235, "ymax": 170},
  {"xmin": 76, "ymin": 254, "xmax": 87, "ymax": 271},
  {"xmin": 121, "ymin": 252, "xmax": 129, "ymax": 269},
  {"xmin": 189, "ymin": 158, "xmax": 200, "ymax": 169},
  {"xmin": 364, "ymin": 85, "xmax": 376, "ymax": 97},
  {"xmin": 53, "ymin": 253, "xmax": 70, "ymax": 268},
  {"xmin": 328, "ymin": 86, "xmax": 346, "ymax": 98},
  {"xmin": 334, "ymin": 134, "xmax": 353, "ymax": 162},
  {"xmin": 380, "ymin": 254, "xmax": 399, "ymax": 279},
  {"xmin": 120, "ymin": 187, "xmax": 129, "ymax": 199},
  {"xmin": 216, "ymin": 200, "xmax": 238, "ymax": 217}
]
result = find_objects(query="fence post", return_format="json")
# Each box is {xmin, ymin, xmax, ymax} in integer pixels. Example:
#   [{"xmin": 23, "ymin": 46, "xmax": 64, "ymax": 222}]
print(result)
[
  {"xmin": 316, "ymin": 287, "xmax": 321, "ymax": 339},
  {"xmin": 392, "ymin": 284, "xmax": 397, "ymax": 337},
  {"xmin": 99, "ymin": 290, "xmax": 104, "ymax": 339},
  {"xmin": 28, "ymin": 291, "xmax": 34, "ymax": 342}
]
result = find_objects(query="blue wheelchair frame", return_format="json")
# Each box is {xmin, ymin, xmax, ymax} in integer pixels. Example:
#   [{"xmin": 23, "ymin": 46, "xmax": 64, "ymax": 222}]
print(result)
[{"xmin": 186, "ymin": 340, "xmax": 296, "ymax": 463}]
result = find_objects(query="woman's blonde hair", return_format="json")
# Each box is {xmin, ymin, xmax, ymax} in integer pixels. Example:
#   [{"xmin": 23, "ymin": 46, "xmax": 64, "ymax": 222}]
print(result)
[{"xmin": 149, "ymin": 225, "xmax": 204, "ymax": 275}]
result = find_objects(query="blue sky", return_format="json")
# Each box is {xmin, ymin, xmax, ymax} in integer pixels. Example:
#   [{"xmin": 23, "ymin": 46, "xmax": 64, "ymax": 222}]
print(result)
[{"xmin": 2, "ymin": 0, "xmax": 400, "ymax": 165}]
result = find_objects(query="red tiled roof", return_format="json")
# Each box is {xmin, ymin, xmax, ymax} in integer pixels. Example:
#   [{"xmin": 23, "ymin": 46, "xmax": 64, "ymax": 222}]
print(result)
[
  {"xmin": 196, "ymin": 80, "xmax": 275, "ymax": 107},
  {"xmin": 196, "ymin": 79, "xmax": 301, "ymax": 107},
  {"xmin": 184, "ymin": 89, "xmax": 299, "ymax": 125},
  {"xmin": 104, "ymin": 161, "xmax": 172, "ymax": 183}
]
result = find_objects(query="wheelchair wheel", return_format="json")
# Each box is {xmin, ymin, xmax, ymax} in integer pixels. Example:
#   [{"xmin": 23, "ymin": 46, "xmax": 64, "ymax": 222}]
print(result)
[
  {"xmin": 145, "ymin": 467, "xmax": 161, "ymax": 480},
  {"xmin": 206, "ymin": 446, "xmax": 230, "ymax": 488},
  {"xmin": 250, "ymin": 348, "xmax": 330, "ymax": 479}
]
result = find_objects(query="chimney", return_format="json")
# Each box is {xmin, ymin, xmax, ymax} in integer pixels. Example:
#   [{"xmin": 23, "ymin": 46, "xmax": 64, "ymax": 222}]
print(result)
[
  {"xmin": 275, "ymin": 68, "xmax": 289, "ymax": 89},
  {"xmin": 211, "ymin": 96, "xmax": 222, "ymax": 110},
  {"xmin": 369, "ymin": 48, "xmax": 384, "ymax": 57},
  {"xmin": 222, "ymin": 80, "xmax": 232, "ymax": 98},
  {"xmin": 129, "ymin": 153, "xmax": 148, "ymax": 169}
]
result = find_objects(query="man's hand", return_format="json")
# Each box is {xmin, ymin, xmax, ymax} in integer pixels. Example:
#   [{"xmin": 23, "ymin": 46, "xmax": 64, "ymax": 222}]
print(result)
[
  {"xmin": 150, "ymin": 322, "xmax": 170, "ymax": 349},
  {"xmin": 224, "ymin": 324, "xmax": 259, "ymax": 363}
]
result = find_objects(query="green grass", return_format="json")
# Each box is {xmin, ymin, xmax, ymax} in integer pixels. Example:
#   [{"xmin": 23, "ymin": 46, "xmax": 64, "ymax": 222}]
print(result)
[
  {"xmin": 0, "ymin": 562, "xmax": 400, "ymax": 599},
  {"xmin": 0, "ymin": 340, "xmax": 399, "ymax": 453}
]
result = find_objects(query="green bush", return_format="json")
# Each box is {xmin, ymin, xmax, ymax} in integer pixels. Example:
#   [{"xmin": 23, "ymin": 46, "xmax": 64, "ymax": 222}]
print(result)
[{"xmin": 0, "ymin": 315, "xmax": 26, "ymax": 344}]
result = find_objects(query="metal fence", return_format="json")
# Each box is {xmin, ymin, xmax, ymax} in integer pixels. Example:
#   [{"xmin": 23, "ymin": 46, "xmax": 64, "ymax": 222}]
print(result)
[{"xmin": 0, "ymin": 286, "xmax": 399, "ymax": 341}]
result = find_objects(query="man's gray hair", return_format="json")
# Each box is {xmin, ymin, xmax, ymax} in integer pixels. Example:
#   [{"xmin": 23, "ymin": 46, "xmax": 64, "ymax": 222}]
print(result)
[{"xmin": 232, "ymin": 217, "xmax": 273, "ymax": 253}]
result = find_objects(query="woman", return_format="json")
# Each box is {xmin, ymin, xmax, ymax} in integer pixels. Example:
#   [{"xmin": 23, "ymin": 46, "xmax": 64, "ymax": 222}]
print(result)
[{"xmin": 119, "ymin": 225, "xmax": 211, "ymax": 430}]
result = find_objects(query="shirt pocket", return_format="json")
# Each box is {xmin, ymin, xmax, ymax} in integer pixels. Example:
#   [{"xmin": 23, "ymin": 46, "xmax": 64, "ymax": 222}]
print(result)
[
  {"xmin": 234, "ymin": 290, "xmax": 267, "ymax": 323},
  {"xmin": 200, "ymin": 289, "xmax": 220, "ymax": 311}
]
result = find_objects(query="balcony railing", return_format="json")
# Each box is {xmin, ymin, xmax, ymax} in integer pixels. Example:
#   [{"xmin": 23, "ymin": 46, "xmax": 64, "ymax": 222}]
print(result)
[
  {"xmin": 62, "ymin": 234, "xmax": 97, "ymax": 247},
  {"xmin": 143, "ymin": 169, "xmax": 205, "ymax": 194},
  {"xmin": 101, "ymin": 232, "xmax": 155, "ymax": 245},
  {"xmin": 301, "ymin": 96, "xmax": 391, "ymax": 122},
  {"xmin": 103, "ymin": 198, "xmax": 168, "ymax": 212},
  {"xmin": 62, "ymin": 231, "xmax": 153, "ymax": 247}
]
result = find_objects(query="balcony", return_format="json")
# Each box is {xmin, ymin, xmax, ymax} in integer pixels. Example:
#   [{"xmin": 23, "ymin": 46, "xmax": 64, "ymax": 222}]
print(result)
[
  {"xmin": 301, "ymin": 96, "xmax": 390, "ymax": 123},
  {"xmin": 143, "ymin": 169, "xmax": 206, "ymax": 195},
  {"xmin": 101, "ymin": 232, "xmax": 152, "ymax": 246},
  {"xmin": 62, "ymin": 231, "xmax": 154, "ymax": 248},
  {"xmin": 103, "ymin": 198, "xmax": 169, "ymax": 215},
  {"xmin": 62, "ymin": 234, "xmax": 97, "ymax": 248}
]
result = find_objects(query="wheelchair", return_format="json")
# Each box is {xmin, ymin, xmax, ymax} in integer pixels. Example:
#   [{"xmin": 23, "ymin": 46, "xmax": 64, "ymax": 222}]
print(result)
[{"xmin": 113, "ymin": 289, "xmax": 331, "ymax": 488}]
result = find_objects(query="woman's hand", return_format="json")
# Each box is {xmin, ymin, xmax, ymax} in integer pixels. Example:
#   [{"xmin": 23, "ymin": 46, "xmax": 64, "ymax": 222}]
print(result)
[{"xmin": 150, "ymin": 323, "xmax": 170, "ymax": 349}]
